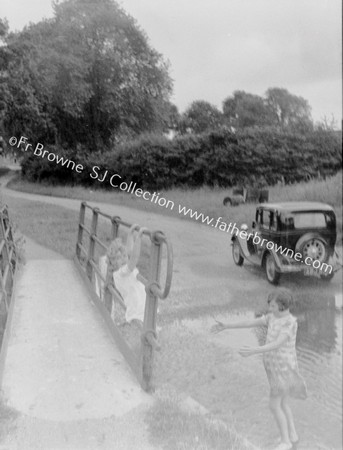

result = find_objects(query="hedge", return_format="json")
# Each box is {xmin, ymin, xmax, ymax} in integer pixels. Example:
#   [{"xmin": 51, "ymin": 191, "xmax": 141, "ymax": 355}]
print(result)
[{"xmin": 20, "ymin": 128, "xmax": 342, "ymax": 189}]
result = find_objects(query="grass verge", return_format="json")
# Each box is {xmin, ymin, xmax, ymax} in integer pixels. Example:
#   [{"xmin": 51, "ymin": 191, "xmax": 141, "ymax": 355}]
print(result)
[
  {"xmin": 2, "ymin": 196, "xmax": 81, "ymax": 259},
  {"xmin": 146, "ymin": 389, "xmax": 256, "ymax": 450},
  {"xmin": 0, "ymin": 168, "xmax": 10, "ymax": 178},
  {"xmin": 0, "ymin": 399, "xmax": 18, "ymax": 443},
  {"xmin": 1, "ymin": 193, "xmax": 152, "ymax": 277}
]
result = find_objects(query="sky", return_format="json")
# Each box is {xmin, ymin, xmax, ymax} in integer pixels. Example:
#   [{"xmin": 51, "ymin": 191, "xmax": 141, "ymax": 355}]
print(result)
[{"xmin": 1, "ymin": 0, "xmax": 342, "ymax": 124}]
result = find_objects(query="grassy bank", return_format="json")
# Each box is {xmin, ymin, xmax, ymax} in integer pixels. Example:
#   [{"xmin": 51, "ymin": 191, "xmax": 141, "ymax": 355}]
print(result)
[
  {"xmin": 0, "ymin": 400, "xmax": 18, "ymax": 443},
  {"xmin": 146, "ymin": 389, "xmax": 256, "ymax": 450},
  {"xmin": 7, "ymin": 171, "xmax": 343, "ymax": 242}
]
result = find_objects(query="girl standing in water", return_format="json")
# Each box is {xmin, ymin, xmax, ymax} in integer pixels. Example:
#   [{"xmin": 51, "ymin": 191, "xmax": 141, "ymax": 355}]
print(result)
[{"xmin": 211, "ymin": 289, "xmax": 307, "ymax": 450}]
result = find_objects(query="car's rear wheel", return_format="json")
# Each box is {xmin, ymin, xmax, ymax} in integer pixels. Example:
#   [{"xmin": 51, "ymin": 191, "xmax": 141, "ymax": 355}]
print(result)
[
  {"xmin": 302, "ymin": 239, "xmax": 327, "ymax": 262},
  {"xmin": 265, "ymin": 253, "xmax": 280, "ymax": 285},
  {"xmin": 296, "ymin": 234, "xmax": 328, "ymax": 264},
  {"xmin": 232, "ymin": 240, "xmax": 244, "ymax": 266}
]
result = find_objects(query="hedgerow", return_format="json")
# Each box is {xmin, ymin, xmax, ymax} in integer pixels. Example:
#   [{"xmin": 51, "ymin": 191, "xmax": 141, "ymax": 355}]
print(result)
[{"xmin": 20, "ymin": 128, "xmax": 342, "ymax": 189}]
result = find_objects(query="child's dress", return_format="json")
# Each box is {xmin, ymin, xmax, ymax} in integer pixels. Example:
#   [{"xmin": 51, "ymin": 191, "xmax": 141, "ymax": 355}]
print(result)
[
  {"xmin": 113, "ymin": 264, "xmax": 146, "ymax": 323},
  {"xmin": 95, "ymin": 257, "xmax": 146, "ymax": 323},
  {"xmin": 261, "ymin": 313, "xmax": 307, "ymax": 399}
]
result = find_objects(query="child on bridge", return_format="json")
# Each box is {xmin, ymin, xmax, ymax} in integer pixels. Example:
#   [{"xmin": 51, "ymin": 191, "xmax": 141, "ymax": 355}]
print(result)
[
  {"xmin": 211, "ymin": 288, "xmax": 307, "ymax": 450},
  {"xmin": 95, "ymin": 225, "xmax": 146, "ymax": 324}
]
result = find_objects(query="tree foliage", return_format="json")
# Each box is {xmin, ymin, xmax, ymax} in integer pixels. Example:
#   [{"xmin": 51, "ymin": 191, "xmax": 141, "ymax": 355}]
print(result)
[
  {"xmin": 265, "ymin": 87, "xmax": 313, "ymax": 132},
  {"xmin": 0, "ymin": 0, "xmax": 172, "ymax": 151},
  {"xmin": 223, "ymin": 91, "xmax": 273, "ymax": 129},
  {"xmin": 222, "ymin": 88, "xmax": 313, "ymax": 132},
  {"xmin": 178, "ymin": 100, "xmax": 224, "ymax": 134}
]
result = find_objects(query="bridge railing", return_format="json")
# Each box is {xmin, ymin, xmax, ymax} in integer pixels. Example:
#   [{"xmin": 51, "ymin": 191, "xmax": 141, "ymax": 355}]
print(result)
[
  {"xmin": 0, "ymin": 205, "xmax": 19, "ymax": 383},
  {"xmin": 74, "ymin": 201, "xmax": 173, "ymax": 391}
]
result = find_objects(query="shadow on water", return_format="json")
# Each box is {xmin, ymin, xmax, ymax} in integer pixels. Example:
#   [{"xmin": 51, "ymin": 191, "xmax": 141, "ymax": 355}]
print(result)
[{"xmin": 178, "ymin": 289, "xmax": 342, "ymax": 449}]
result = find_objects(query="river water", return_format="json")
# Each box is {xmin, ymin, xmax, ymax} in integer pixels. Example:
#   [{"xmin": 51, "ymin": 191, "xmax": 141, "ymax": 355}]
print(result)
[{"xmin": 160, "ymin": 290, "xmax": 342, "ymax": 450}]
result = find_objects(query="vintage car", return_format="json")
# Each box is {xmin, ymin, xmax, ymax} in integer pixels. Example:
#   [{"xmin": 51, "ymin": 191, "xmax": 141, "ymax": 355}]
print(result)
[
  {"xmin": 223, "ymin": 187, "xmax": 269, "ymax": 207},
  {"xmin": 231, "ymin": 202, "xmax": 341, "ymax": 284}
]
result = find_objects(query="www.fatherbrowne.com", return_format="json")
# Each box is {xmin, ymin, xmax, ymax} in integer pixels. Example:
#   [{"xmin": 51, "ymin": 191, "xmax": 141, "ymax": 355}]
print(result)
[{"xmin": 178, "ymin": 205, "xmax": 333, "ymax": 274}]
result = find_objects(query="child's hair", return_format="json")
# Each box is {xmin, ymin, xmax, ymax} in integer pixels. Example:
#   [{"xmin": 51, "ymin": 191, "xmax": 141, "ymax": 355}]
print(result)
[
  {"xmin": 267, "ymin": 288, "xmax": 294, "ymax": 311},
  {"xmin": 106, "ymin": 238, "xmax": 127, "ymax": 271}
]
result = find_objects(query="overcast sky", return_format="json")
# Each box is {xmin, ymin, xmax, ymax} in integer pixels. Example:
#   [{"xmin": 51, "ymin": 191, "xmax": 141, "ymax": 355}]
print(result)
[{"xmin": 1, "ymin": 0, "xmax": 341, "ymax": 124}]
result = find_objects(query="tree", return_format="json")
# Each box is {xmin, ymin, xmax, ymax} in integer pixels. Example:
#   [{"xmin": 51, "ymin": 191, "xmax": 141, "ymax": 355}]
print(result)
[
  {"xmin": 0, "ymin": 19, "xmax": 52, "ymax": 142},
  {"xmin": 265, "ymin": 87, "xmax": 313, "ymax": 132},
  {"xmin": 1, "ymin": 0, "xmax": 172, "ymax": 151},
  {"xmin": 178, "ymin": 100, "xmax": 223, "ymax": 134},
  {"xmin": 315, "ymin": 115, "xmax": 339, "ymax": 131},
  {"xmin": 223, "ymin": 91, "xmax": 273, "ymax": 129}
]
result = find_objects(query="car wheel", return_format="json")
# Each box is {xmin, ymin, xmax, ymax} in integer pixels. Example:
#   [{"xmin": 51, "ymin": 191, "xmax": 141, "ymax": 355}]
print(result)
[
  {"xmin": 264, "ymin": 253, "xmax": 280, "ymax": 285},
  {"xmin": 232, "ymin": 240, "xmax": 244, "ymax": 266},
  {"xmin": 296, "ymin": 234, "xmax": 328, "ymax": 263},
  {"xmin": 223, "ymin": 197, "xmax": 232, "ymax": 207}
]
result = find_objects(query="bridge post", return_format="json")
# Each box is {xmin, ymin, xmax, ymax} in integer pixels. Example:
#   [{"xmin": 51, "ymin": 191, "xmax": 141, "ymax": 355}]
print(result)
[
  {"xmin": 0, "ymin": 208, "xmax": 14, "ymax": 310},
  {"xmin": 141, "ymin": 231, "xmax": 162, "ymax": 391},
  {"xmin": 86, "ymin": 208, "xmax": 99, "ymax": 282},
  {"xmin": 76, "ymin": 202, "xmax": 86, "ymax": 259}
]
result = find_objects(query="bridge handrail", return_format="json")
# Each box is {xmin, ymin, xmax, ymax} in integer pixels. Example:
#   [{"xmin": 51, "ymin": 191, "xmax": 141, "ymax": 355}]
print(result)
[
  {"xmin": 0, "ymin": 205, "xmax": 19, "ymax": 386},
  {"xmin": 74, "ymin": 201, "xmax": 173, "ymax": 391}
]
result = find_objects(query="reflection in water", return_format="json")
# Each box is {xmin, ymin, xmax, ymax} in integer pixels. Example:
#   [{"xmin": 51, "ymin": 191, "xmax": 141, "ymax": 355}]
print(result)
[
  {"xmin": 293, "ymin": 292, "xmax": 342, "ymax": 434},
  {"xmin": 293, "ymin": 293, "xmax": 337, "ymax": 354}
]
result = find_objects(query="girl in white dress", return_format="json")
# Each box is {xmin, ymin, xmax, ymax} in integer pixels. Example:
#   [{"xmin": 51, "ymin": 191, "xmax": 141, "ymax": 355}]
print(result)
[{"xmin": 96, "ymin": 225, "xmax": 146, "ymax": 323}]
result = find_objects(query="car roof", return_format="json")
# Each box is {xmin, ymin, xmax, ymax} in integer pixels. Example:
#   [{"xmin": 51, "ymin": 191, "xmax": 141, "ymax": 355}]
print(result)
[{"xmin": 257, "ymin": 201, "xmax": 335, "ymax": 212}]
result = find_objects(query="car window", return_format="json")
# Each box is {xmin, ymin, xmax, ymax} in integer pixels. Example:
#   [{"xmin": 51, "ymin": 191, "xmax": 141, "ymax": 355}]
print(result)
[
  {"xmin": 259, "ymin": 210, "xmax": 276, "ymax": 230},
  {"xmin": 293, "ymin": 212, "xmax": 326, "ymax": 228},
  {"xmin": 256, "ymin": 209, "xmax": 262, "ymax": 224},
  {"xmin": 260, "ymin": 211, "xmax": 268, "ymax": 229},
  {"xmin": 270, "ymin": 212, "xmax": 278, "ymax": 231}
]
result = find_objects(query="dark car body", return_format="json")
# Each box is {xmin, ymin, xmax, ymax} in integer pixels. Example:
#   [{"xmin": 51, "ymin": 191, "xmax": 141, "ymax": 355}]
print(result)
[{"xmin": 231, "ymin": 201, "xmax": 340, "ymax": 284}]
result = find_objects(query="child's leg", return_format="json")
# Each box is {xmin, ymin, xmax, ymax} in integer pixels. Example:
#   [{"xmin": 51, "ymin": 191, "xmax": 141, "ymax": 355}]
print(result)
[
  {"xmin": 281, "ymin": 395, "xmax": 298, "ymax": 442},
  {"xmin": 269, "ymin": 395, "xmax": 291, "ymax": 445}
]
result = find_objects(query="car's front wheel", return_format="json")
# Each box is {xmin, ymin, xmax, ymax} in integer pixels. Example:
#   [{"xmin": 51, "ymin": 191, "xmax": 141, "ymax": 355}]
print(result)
[
  {"xmin": 223, "ymin": 197, "xmax": 232, "ymax": 207},
  {"xmin": 232, "ymin": 240, "xmax": 244, "ymax": 266},
  {"xmin": 264, "ymin": 253, "xmax": 280, "ymax": 285}
]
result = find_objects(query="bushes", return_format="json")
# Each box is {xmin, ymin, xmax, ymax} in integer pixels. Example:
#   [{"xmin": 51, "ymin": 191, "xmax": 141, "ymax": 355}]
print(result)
[{"xmin": 21, "ymin": 128, "xmax": 342, "ymax": 190}]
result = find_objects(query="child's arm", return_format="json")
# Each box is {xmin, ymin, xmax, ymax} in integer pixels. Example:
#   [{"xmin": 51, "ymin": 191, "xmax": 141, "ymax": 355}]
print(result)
[
  {"xmin": 211, "ymin": 316, "xmax": 266, "ymax": 334},
  {"xmin": 126, "ymin": 224, "xmax": 140, "ymax": 256},
  {"xmin": 239, "ymin": 334, "xmax": 288, "ymax": 357}
]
